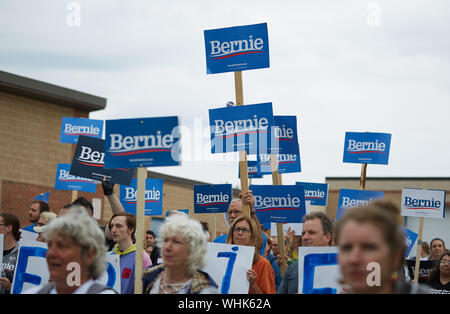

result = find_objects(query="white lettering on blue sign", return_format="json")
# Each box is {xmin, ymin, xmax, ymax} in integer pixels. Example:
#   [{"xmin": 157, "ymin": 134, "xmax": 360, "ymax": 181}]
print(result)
[
  {"xmin": 77, "ymin": 146, "xmax": 105, "ymax": 165},
  {"xmin": 347, "ymin": 139, "xmax": 386, "ymax": 153},
  {"xmin": 305, "ymin": 189, "xmax": 325, "ymax": 199},
  {"xmin": 109, "ymin": 132, "xmax": 174, "ymax": 153},
  {"xmin": 260, "ymin": 153, "xmax": 297, "ymax": 164},
  {"xmin": 196, "ymin": 192, "xmax": 230, "ymax": 205},
  {"xmin": 254, "ymin": 194, "xmax": 301, "ymax": 210},
  {"xmin": 64, "ymin": 123, "xmax": 100, "ymax": 136},
  {"xmin": 123, "ymin": 186, "xmax": 161, "ymax": 203},
  {"xmin": 59, "ymin": 169, "xmax": 94, "ymax": 183},
  {"xmin": 341, "ymin": 197, "xmax": 373, "ymax": 208},
  {"xmin": 274, "ymin": 125, "xmax": 294, "ymax": 139},
  {"xmin": 209, "ymin": 36, "xmax": 264, "ymax": 58},
  {"xmin": 214, "ymin": 116, "xmax": 269, "ymax": 136}
]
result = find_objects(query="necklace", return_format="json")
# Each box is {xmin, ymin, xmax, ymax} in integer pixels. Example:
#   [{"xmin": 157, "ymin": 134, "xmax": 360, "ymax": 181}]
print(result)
[{"xmin": 159, "ymin": 270, "xmax": 192, "ymax": 294}]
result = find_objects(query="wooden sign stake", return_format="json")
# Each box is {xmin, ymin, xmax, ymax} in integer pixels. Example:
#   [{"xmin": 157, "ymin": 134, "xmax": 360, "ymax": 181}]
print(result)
[
  {"xmin": 359, "ymin": 163, "xmax": 367, "ymax": 190},
  {"xmin": 413, "ymin": 217, "xmax": 425, "ymax": 283},
  {"xmin": 234, "ymin": 71, "xmax": 251, "ymax": 218},
  {"xmin": 71, "ymin": 190, "xmax": 78, "ymax": 202},
  {"xmin": 271, "ymin": 154, "xmax": 287, "ymax": 276},
  {"xmin": 134, "ymin": 167, "xmax": 147, "ymax": 294}
]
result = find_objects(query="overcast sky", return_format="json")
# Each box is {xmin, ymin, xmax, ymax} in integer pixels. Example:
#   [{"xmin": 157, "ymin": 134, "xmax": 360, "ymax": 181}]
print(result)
[{"xmin": 1, "ymin": 0, "xmax": 449, "ymax": 189}]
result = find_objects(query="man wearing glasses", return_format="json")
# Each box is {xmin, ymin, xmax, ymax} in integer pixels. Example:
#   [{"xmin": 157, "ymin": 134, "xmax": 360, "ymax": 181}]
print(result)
[{"xmin": 213, "ymin": 190, "xmax": 268, "ymax": 255}]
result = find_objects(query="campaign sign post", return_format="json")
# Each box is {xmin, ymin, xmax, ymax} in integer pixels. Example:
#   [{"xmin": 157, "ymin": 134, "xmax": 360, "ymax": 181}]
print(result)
[
  {"xmin": 270, "ymin": 116, "xmax": 300, "ymax": 155},
  {"xmin": 194, "ymin": 184, "xmax": 232, "ymax": 214},
  {"xmin": 239, "ymin": 160, "xmax": 263, "ymax": 179},
  {"xmin": 298, "ymin": 246, "xmax": 341, "ymax": 294},
  {"xmin": 104, "ymin": 116, "xmax": 180, "ymax": 169},
  {"xmin": 204, "ymin": 23, "xmax": 269, "ymax": 74},
  {"xmin": 343, "ymin": 132, "xmax": 391, "ymax": 165},
  {"xmin": 250, "ymin": 184, "xmax": 306, "ymax": 224},
  {"xmin": 401, "ymin": 187, "xmax": 446, "ymax": 283},
  {"xmin": 296, "ymin": 182, "xmax": 329, "ymax": 206},
  {"xmin": 70, "ymin": 135, "xmax": 134, "ymax": 185},
  {"xmin": 259, "ymin": 153, "xmax": 301, "ymax": 174},
  {"xmin": 336, "ymin": 189, "xmax": 385, "ymax": 219},
  {"xmin": 202, "ymin": 243, "xmax": 254, "ymax": 294},
  {"xmin": 60, "ymin": 117, "xmax": 103, "ymax": 144},
  {"xmin": 209, "ymin": 102, "xmax": 274, "ymax": 155},
  {"xmin": 120, "ymin": 178, "xmax": 163, "ymax": 216},
  {"xmin": 54, "ymin": 163, "xmax": 97, "ymax": 193}
]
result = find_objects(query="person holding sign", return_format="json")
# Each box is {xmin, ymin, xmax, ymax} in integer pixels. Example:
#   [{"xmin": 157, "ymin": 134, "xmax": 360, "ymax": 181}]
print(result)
[
  {"xmin": 426, "ymin": 250, "xmax": 450, "ymax": 294},
  {"xmin": 214, "ymin": 191, "xmax": 268, "ymax": 256},
  {"xmin": 277, "ymin": 212, "xmax": 334, "ymax": 294},
  {"xmin": 142, "ymin": 214, "xmax": 218, "ymax": 294},
  {"xmin": 226, "ymin": 216, "xmax": 276, "ymax": 294},
  {"xmin": 108, "ymin": 213, "xmax": 152, "ymax": 294},
  {"xmin": 26, "ymin": 206, "xmax": 117, "ymax": 294},
  {"xmin": 0, "ymin": 213, "xmax": 21, "ymax": 294},
  {"xmin": 335, "ymin": 201, "xmax": 432, "ymax": 294}
]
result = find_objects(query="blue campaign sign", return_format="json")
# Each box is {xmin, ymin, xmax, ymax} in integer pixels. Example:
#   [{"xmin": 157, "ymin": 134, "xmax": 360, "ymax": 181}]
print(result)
[
  {"xmin": 258, "ymin": 153, "xmax": 301, "ymax": 174},
  {"xmin": 69, "ymin": 135, "xmax": 134, "ymax": 185},
  {"xmin": 343, "ymin": 132, "xmax": 392, "ymax": 165},
  {"xmin": 336, "ymin": 189, "xmax": 385, "ymax": 219},
  {"xmin": 54, "ymin": 163, "xmax": 97, "ymax": 193},
  {"xmin": 194, "ymin": 184, "xmax": 232, "ymax": 214},
  {"xmin": 104, "ymin": 116, "xmax": 180, "ymax": 169},
  {"xmin": 403, "ymin": 227, "xmax": 418, "ymax": 258},
  {"xmin": 250, "ymin": 184, "xmax": 306, "ymax": 224},
  {"xmin": 296, "ymin": 182, "xmax": 329, "ymax": 206},
  {"xmin": 239, "ymin": 160, "xmax": 263, "ymax": 179},
  {"xmin": 60, "ymin": 117, "xmax": 103, "ymax": 144},
  {"xmin": 34, "ymin": 192, "xmax": 49, "ymax": 203},
  {"xmin": 209, "ymin": 103, "xmax": 274, "ymax": 155},
  {"xmin": 120, "ymin": 178, "xmax": 164, "ymax": 216},
  {"xmin": 270, "ymin": 116, "xmax": 300, "ymax": 155},
  {"xmin": 204, "ymin": 22, "xmax": 270, "ymax": 74}
]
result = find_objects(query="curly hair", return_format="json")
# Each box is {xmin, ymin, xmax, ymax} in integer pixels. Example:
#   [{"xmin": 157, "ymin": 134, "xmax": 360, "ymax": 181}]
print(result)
[
  {"xmin": 159, "ymin": 214, "xmax": 209, "ymax": 276},
  {"xmin": 42, "ymin": 205, "xmax": 107, "ymax": 280}
]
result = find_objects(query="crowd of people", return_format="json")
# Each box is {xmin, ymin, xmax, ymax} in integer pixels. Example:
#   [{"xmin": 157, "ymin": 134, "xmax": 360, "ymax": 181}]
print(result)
[{"xmin": 0, "ymin": 184, "xmax": 449, "ymax": 295}]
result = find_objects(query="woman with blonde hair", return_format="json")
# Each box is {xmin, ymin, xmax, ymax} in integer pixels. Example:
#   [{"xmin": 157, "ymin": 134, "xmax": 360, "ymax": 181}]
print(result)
[{"xmin": 226, "ymin": 215, "xmax": 275, "ymax": 294}]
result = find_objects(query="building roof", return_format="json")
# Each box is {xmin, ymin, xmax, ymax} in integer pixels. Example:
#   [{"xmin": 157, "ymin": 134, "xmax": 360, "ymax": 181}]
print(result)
[{"xmin": 0, "ymin": 70, "xmax": 106, "ymax": 112}]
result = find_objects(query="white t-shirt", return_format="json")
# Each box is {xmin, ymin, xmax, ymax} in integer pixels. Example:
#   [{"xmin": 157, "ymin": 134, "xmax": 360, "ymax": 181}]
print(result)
[{"xmin": 23, "ymin": 279, "xmax": 116, "ymax": 294}]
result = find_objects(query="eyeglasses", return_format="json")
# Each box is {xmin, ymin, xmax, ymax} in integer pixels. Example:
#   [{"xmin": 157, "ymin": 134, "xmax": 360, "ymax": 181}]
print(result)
[
  {"xmin": 233, "ymin": 227, "xmax": 251, "ymax": 234},
  {"xmin": 440, "ymin": 259, "xmax": 450, "ymax": 265},
  {"xmin": 0, "ymin": 224, "xmax": 6, "ymax": 226}
]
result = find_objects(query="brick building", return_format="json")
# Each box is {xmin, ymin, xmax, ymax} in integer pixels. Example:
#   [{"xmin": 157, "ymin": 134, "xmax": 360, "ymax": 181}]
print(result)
[{"xmin": 0, "ymin": 70, "xmax": 234, "ymax": 238}]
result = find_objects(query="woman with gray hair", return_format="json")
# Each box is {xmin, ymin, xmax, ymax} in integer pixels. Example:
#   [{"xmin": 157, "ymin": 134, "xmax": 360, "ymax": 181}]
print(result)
[
  {"xmin": 26, "ymin": 206, "xmax": 117, "ymax": 294},
  {"xmin": 142, "ymin": 214, "xmax": 218, "ymax": 294}
]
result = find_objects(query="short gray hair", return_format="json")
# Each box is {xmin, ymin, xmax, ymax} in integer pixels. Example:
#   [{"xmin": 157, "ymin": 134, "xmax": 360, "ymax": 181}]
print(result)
[
  {"xmin": 43, "ymin": 205, "xmax": 107, "ymax": 280},
  {"xmin": 159, "ymin": 214, "xmax": 208, "ymax": 276}
]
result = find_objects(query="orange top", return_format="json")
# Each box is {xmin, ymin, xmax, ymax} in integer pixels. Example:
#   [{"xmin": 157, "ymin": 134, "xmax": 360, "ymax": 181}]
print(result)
[{"xmin": 249, "ymin": 256, "xmax": 276, "ymax": 294}]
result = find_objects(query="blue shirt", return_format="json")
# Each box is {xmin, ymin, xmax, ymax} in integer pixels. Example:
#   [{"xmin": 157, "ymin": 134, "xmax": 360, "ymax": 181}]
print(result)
[{"xmin": 214, "ymin": 232, "xmax": 267, "ymax": 256}]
